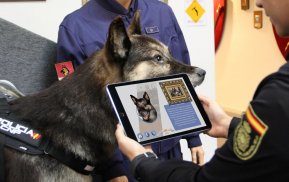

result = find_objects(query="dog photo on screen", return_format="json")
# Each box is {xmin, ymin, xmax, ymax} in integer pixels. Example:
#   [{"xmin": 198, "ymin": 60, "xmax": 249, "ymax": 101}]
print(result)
[{"xmin": 130, "ymin": 92, "xmax": 157, "ymax": 123}]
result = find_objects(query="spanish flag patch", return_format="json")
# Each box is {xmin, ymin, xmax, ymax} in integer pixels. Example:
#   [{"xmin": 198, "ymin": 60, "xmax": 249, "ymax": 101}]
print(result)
[{"xmin": 233, "ymin": 105, "xmax": 268, "ymax": 160}]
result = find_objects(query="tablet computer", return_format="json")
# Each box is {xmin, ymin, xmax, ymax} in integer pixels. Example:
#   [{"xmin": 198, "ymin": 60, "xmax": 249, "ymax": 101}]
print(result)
[{"xmin": 106, "ymin": 73, "xmax": 211, "ymax": 145}]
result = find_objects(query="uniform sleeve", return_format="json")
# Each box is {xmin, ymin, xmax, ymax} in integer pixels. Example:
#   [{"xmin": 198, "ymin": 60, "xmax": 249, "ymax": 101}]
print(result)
[
  {"xmin": 197, "ymin": 74, "xmax": 289, "ymax": 181},
  {"xmin": 132, "ymin": 155, "xmax": 199, "ymax": 182},
  {"xmin": 56, "ymin": 25, "xmax": 86, "ymax": 66},
  {"xmin": 134, "ymin": 68, "xmax": 289, "ymax": 182},
  {"xmin": 182, "ymin": 133, "xmax": 202, "ymax": 148},
  {"xmin": 168, "ymin": 7, "xmax": 191, "ymax": 65}
]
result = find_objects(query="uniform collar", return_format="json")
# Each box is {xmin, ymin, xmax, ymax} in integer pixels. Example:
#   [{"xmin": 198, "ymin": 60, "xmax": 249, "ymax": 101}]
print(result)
[{"xmin": 94, "ymin": 0, "xmax": 137, "ymax": 16}]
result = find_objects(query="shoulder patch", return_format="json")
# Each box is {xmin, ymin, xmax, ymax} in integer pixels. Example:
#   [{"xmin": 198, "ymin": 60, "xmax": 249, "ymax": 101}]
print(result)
[{"xmin": 233, "ymin": 105, "xmax": 268, "ymax": 160}]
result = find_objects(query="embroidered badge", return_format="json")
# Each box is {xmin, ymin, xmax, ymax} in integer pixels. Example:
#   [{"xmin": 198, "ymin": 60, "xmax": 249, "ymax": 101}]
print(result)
[
  {"xmin": 233, "ymin": 105, "xmax": 268, "ymax": 160},
  {"xmin": 55, "ymin": 61, "xmax": 75, "ymax": 80}
]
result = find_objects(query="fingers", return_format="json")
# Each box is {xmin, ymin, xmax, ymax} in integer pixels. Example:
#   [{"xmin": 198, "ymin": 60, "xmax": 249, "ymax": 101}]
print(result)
[
  {"xmin": 191, "ymin": 146, "xmax": 205, "ymax": 165},
  {"xmin": 107, "ymin": 176, "xmax": 128, "ymax": 182},
  {"xmin": 198, "ymin": 152, "xmax": 205, "ymax": 165},
  {"xmin": 115, "ymin": 124, "xmax": 124, "ymax": 139},
  {"xmin": 115, "ymin": 124, "xmax": 126, "ymax": 146},
  {"xmin": 144, "ymin": 144, "xmax": 153, "ymax": 152},
  {"xmin": 198, "ymin": 95, "xmax": 210, "ymax": 106},
  {"xmin": 192, "ymin": 150, "xmax": 197, "ymax": 164},
  {"xmin": 115, "ymin": 123, "xmax": 148, "ymax": 161}
]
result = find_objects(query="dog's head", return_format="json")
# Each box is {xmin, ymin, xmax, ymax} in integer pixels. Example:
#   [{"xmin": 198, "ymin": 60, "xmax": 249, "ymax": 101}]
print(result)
[
  {"xmin": 130, "ymin": 92, "xmax": 157, "ymax": 123},
  {"xmin": 104, "ymin": 10, "xmax": 205, "ymax": 87}
]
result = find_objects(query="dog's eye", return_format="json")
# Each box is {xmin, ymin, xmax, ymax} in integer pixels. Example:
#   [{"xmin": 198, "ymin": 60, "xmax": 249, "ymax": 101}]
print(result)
[{"xmin": 154, "ymin": 55, "xmax": 163, "ymax": 63}]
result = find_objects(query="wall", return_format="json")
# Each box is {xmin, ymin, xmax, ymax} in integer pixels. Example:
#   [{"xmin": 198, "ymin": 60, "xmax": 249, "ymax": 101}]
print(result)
[
  {"xmin": 0, "ymin": 0, "xmax": 81, "ymax": 42},
  {"xmin": 215, "ymin": 0, "xmax": 285, "ymax": 115}
]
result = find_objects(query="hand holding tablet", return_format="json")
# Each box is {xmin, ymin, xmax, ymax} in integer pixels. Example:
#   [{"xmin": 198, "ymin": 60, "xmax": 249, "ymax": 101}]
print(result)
[{"xmin": 107, "ymin": 74, "xmax": 211, "ymax": 145}]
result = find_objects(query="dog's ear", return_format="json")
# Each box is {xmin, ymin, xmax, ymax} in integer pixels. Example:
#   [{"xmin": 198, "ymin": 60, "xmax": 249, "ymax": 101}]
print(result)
[
  {"xmin": 130, "ymin": 95, "xmax": 137, "ymax": 105},
  {"xmin": 106, "ymin": 16, "xmax": 131, "ymax": 60},
  {"xmin": 143, "ymin": 92, "xmax": 150, "ymax": 101},
  {"xmin": 128, "ymin": 10, "xmax": 141, "ymax": 35}
]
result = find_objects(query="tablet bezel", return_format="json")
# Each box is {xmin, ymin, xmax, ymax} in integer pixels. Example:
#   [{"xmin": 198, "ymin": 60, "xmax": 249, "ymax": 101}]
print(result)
[{"xmin": 106, "ymin": 73, "xmax": 211, "ymax": 145}]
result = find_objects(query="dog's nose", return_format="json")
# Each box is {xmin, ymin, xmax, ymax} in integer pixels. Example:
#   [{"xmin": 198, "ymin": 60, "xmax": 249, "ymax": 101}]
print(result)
[{"xmin": 196, "ymin": 68, "xmax": 206, "ymax": 77}]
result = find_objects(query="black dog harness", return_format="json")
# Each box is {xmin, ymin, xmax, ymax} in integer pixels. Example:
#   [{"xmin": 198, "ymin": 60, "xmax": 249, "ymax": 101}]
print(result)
[{"xmin": 0, "ymin": 98, "xmax": 95, "ymax": 180}]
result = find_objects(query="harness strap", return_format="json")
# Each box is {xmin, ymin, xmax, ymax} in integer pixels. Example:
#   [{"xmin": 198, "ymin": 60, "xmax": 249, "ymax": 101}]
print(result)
[
  {"xmin": 44, "ymin": 142, "xmax": 95, "ymax": 175},
  {"xmin": 0, "ymin": 98, "xmax": 95, "ymax": 175},
  {"xmin": 0, "ymin": 114, "xmax": 46, "ymax": 154}
]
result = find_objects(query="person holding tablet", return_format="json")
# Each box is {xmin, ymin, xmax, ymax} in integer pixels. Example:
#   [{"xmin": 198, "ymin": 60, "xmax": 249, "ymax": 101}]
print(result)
[
  {"xmin": 107, "ymin": 74, "xmax": 211, "ymax": 146},
  {"xmin": 56, "ymin": 0, "xmax": 205, "ymax": 181},
  {"xmin": 115, "ymin": 0, "xmax": 289, "ymax": 181}
]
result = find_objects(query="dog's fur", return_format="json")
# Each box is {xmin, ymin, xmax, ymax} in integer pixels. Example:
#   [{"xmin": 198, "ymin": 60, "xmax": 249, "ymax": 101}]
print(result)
[
  {"xmin": 4, "ymin": 11, "xmax": 205, "ymax": 182},
  {"xmin": 130, "ymin": 92, "xmax": 157, "ymax": 123}
]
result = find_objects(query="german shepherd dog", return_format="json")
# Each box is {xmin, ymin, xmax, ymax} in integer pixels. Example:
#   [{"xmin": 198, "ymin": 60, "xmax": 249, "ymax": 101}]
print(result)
[
  {"xmin": 3, "ymin": 11, "xmax": 205, "ymax": 182},
  {"xmin": 130, "ymin": 92, "xmax": 157, "ymax": 123}
]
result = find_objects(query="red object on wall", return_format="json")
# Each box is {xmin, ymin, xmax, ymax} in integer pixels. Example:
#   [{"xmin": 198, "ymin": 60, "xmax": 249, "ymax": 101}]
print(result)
[
  {"xmin": 214, "ymin": 0, "xmax": 226, "ymax": 51},
  {"xmin": 272, "ymin": 25, "xmax": 289, "ymax": 60}
]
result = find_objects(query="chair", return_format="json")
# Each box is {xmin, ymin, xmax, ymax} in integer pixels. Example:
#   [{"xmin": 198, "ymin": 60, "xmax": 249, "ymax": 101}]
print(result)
[{"xmin": 0, "ymin": 18, "xmax": 58, "ymax": 98}]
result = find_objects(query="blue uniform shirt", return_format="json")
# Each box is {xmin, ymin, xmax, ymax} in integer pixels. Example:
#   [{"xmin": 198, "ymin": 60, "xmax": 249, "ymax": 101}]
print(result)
[
  {"xmin": 57, "ymin": 0, "xmax": 201, "ymax": 181},
  {"xmin": 57, "ymin": 0, "xmax": 191, "ymax": 66}
]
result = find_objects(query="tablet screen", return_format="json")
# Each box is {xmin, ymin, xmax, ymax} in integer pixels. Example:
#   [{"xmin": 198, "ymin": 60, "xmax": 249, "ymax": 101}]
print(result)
[{"xmin": 107, "ymin": 74, "xmax": 211, "ymax": 145}]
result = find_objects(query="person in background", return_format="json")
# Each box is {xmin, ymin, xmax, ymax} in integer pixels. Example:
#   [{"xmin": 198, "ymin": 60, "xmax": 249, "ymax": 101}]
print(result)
[
  {"xmin": 115, "ymin": 0, "xmax": 289, "ymax": 181},
  {"xmin": 56, "ymin": 0, "xmax": 205, "ymax": 181}
]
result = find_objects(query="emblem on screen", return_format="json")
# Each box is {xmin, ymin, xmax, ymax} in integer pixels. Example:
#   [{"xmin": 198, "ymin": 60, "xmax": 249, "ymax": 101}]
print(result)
[
  {"xmin": 130, "ymin": 92, "xmax": 158, "ymax": 123},
  {"xmin": 159, "ymin": 79, "xmax": 192, "ymax": 104}
]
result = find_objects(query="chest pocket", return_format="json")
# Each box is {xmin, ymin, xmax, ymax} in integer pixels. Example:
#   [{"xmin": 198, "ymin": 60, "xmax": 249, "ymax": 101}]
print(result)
[{"xmin": 145, "ymin": 26, "xmax": 177, "ymax": 53}]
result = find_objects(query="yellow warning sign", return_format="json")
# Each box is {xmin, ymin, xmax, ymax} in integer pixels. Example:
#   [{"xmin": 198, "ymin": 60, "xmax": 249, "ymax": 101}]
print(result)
[{"xmin": 186, "ymin": 0, "xmax": 205, "ymax": 23}]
